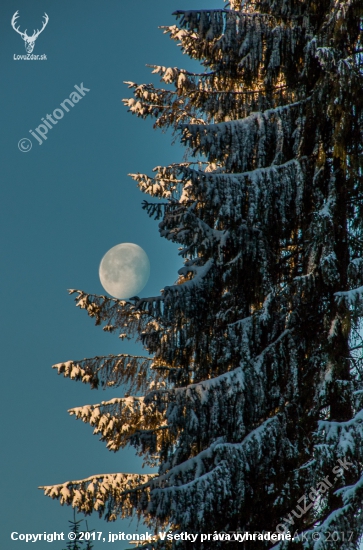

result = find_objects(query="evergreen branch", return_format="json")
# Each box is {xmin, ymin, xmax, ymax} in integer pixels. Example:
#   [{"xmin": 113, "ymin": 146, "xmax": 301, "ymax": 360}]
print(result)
[
  {"xmin": 68, "ymin": 396, "xmax": 167, "ymax": 453},
  {"xmin": 40, "ymin": 473, "xmax": 157, "ymax": 520},
  {"xmin": 146, "ymin": 64, "xmax": 218, "ymax": 78},
  {"xmin": 129, "ymin": 81, "xmax": 290, "ymax": 96},
  {"xmin": 172, "ymin": 8, "xmax": 317, "ymax": 20},
  {"xmin": 68, "ymin": 289, "xmax": 167, "ymax": 336},
  {"xmin": 52, "ymin": 353, "xmax": 158, "ymax": 393},
  {"xmin": 350, "ymin": 345, "xmax": 363, "ymax": 352}
]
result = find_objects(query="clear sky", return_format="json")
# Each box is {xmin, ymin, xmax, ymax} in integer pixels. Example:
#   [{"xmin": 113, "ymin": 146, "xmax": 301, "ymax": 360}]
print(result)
[{"xmin": 0, "ymin": 0, "xmax": 219, "ymax": 547}]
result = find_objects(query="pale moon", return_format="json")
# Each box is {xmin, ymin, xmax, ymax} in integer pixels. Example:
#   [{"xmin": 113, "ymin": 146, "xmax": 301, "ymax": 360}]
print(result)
[{"xmin": 99, "ymin": 243, "xmax": 150, "ymax": 299}]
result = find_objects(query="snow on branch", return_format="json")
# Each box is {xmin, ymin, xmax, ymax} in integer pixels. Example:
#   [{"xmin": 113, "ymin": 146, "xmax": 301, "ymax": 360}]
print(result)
[
  {"xmin": 317, "ymin": 408, "xmax": 363, "ymax": 460},
  {"xmin": 156, "ymin": 415, "xmax": 283, "ymax": 488},
  {"xmin": 183, "ymin": 158, "xmax": 306, "ymax": 229},
  {"xmin": 123, "ymin": 81, "xmax": 205, "ymax": 129},
  {"xmin": 40, "ymin": 472, "xmax": 156, "ymax": 521},
  {"xmin": 335, "ymin": 286, "xmax": 363, "ymax": 320},
  {"xmin": 68, "ymin": 396, "xmax": 166, "ymax": 453},
  {"xmin": 145, "ymin": 415, "xmax": 294, "ymax": 532},
  {"xmin": 68, "ymin": 289, "xmax": 162, "ymax": 340},
  {"xmin": 181, "ymin": 101, "xmax": 308, "ymax": 172},
  {"xmin": 130, "ymin": 160, "xmax": 306, "ymax": 265},
  {"xmin": 164, "ymin": 9, "xmax": 305, "ymax": 83},
  {"xmin": 124, "ymin": 78, "xmax": 303, "ymax": 129},
  {"xmin": 138, "ymin": 260, "xmax": 215, "ymax": 318},
  {"xmin": 141, "ymin": 326, "xmax": 296, "ymax": 454},
  {"xmin": 52, "ymin": 353, "xmax": 158, "ymax": 393},
  {"xmin": 129, "ymin": 166, "xmax": 183, "ymax": 200}
]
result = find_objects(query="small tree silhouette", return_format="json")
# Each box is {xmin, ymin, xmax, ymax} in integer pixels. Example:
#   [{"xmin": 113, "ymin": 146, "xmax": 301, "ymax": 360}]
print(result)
[{"xmin": 63, "ymin": 510, "xmax": 94, "ymax": 550}]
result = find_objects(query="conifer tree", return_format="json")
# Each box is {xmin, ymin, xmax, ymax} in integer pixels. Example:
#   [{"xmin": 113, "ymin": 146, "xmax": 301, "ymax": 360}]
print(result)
[
  {"xmin": 63, "ymin": 511, "xmax": 94, "ymax": 550},
  {"xmin": 41, "ymin": 1, "xmax": 363, "ymax": 548}
]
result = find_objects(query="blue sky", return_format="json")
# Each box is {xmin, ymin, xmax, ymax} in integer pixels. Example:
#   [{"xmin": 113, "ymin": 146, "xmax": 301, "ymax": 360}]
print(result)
[{"xmin": 0, "ymin": 0, "xmax": 219, "ymax": 547}]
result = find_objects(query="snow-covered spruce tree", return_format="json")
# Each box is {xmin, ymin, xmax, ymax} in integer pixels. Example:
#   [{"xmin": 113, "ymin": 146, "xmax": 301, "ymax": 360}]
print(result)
[{"xmin": 41, "ymin": 1, "xmax": 363, "ymax": 548}]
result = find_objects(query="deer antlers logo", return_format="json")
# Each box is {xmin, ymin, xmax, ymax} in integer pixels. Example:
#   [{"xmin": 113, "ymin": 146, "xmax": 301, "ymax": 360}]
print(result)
[{"xmin": 11, "ymin": 11, "xmax": 49, "ymax": 54}]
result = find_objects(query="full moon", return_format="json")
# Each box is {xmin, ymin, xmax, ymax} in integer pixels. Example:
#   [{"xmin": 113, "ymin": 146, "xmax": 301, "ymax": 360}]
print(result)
[{"xmin": 99, "ymin": 243, "xmax": 150, "ymax": 299}]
